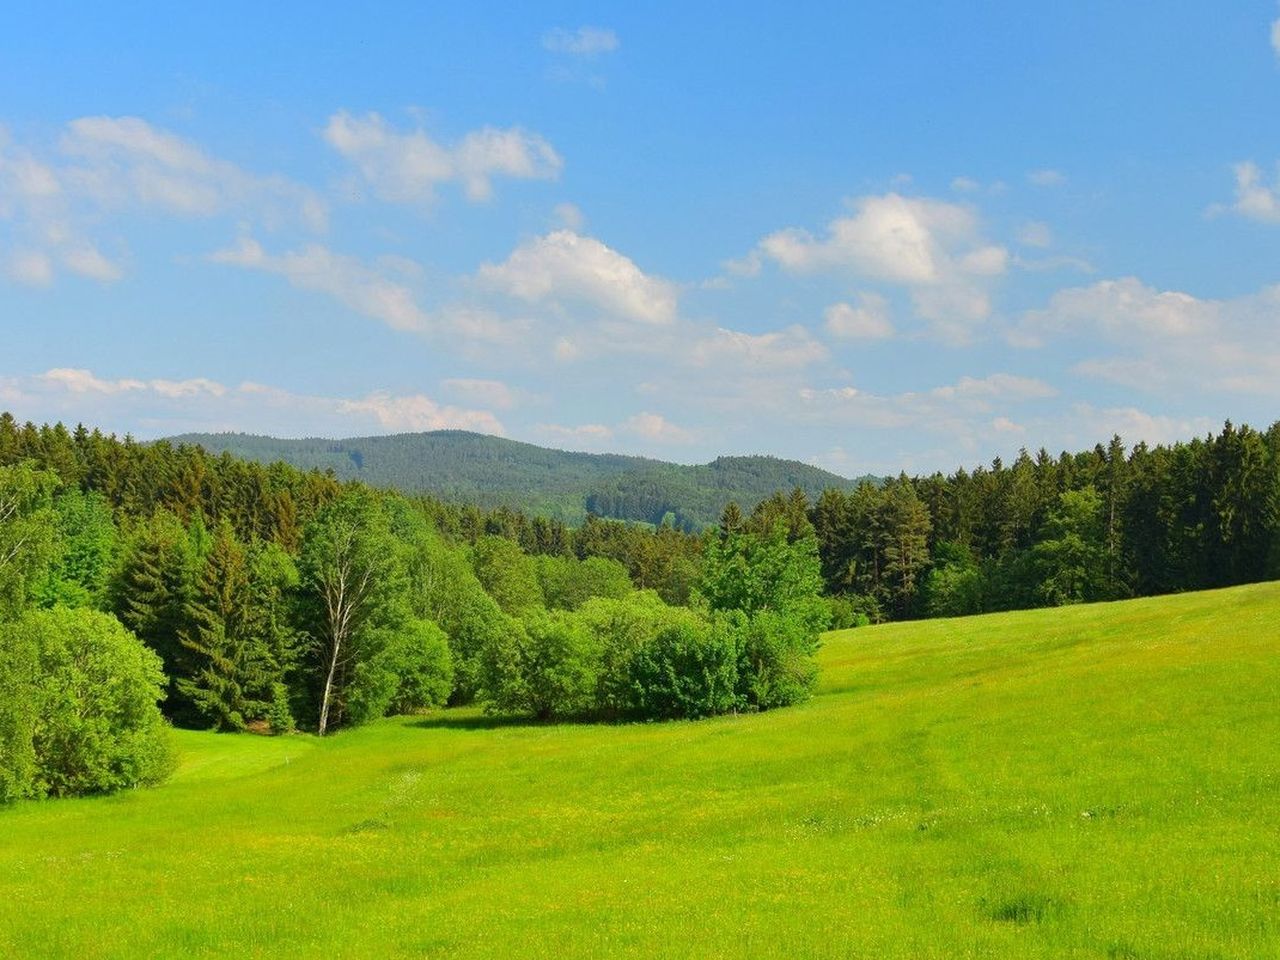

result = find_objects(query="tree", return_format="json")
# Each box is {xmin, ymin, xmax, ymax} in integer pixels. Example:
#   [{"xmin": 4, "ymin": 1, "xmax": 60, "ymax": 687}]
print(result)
[
  {"xmin": 1032, "ymin": 486, "xmax": 1109, "ymax": 606},
  {"xmin": 299, "ymin": 493, "xmax": 407, "ymax": 735},
  {"xmin": 471, "ymin": 535, "xmax": 544, "ymax": 616},
  {"xmin": 0, "ymin": 463, "xmax": 58, "ymax": 620},
  {"xmin": 480, "ymin": 612, "xmax": 600, "ymax": 720},
  {"xmin": 537, "ymin": 554, "xmax": 632, "ymax": 610},
  {"xmin": 0, "ymin": 608, "xmax": 172, "ymax": 800},
  {"xmin": 36, "ymin": 488, "xmax": 118, "ymax": 609},
  {"xmin": 176, "ymin": 523, "xmax": 267, "ymax": 730},
  {"xmin": 878, "ymin": 479, "xmax": 932, "ymax": 619}
]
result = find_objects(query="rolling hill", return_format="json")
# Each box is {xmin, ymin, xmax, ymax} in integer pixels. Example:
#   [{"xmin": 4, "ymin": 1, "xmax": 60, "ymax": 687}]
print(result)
[
  {"xmin": 3, "ymin": 582, "xmax": 1277, "ymax": 958},
  {"xmin": 167, "ymin": 430, "xmax": 877, "ymax": 528}
]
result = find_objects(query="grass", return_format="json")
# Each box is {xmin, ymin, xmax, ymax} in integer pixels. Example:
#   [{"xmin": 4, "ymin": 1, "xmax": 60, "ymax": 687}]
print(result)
[{"xmin": 3, "ymin": 583, "xmax": 1279, "ymax": 958}]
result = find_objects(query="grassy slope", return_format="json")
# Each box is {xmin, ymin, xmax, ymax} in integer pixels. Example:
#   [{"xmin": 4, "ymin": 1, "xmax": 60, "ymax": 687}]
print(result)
[{"xmin": 3, "ymin": 583, "xmax": 1278, "ymax": 959}]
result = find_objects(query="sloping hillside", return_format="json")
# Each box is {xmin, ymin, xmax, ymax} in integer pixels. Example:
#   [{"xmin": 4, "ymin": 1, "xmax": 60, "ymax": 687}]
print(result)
[
  {"xmin": 169, "ymin": 430, "xmax": 875, "ymax": 527},
  {"xmin": 3, "ymin": 582, "xmax": 1277, "ymax": 958}
]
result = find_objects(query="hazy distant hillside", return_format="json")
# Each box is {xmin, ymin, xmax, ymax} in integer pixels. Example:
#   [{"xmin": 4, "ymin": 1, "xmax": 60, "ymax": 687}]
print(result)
[{"xmin": 168, "ymin": 430, "xmax": 875, "ymax": 528}]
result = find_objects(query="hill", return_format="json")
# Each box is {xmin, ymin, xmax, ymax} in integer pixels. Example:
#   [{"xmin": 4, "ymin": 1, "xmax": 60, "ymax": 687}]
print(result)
[
  {"xmin": 166, "ymin": 430, "xmax": 874, "ymax": 528},
  {"xmin": 3, "ymin": 582, "xmax": 1277, "ymax": 958}
]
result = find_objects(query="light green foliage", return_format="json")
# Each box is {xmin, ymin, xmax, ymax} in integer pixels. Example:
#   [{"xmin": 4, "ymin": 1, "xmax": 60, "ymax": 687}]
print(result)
[
  {"xmin": 345, "ymin": 619, "xmax": 453, "ymax": 724},
  {"xmin": 36, "ymin": 489, "xmax": 118, "ymax": 609},
  {"xmin": 698, "ymin": 522, "xmax": 827, "ymax": 709},
  {"xmin": 407, "ymin": 532, "xmax": 514, "ymax": 702},
  {"xmin": 471, "ymin": 535, "xmax": 544, "ymax": 616},
  {"xmin": 536, "ymin": 554, "xmax": 633, "ymax": 610},
  {"xmin": 0, "ymin": 608, "xmax": 171, "ymax": 800},
  {"xmin": 1, "ymin": 585, "xmax": 1279, "ymax": 957},
  {"xmin": 0, "ymin": 463, "xmax": 58, "ymax": 620},
  {"xmin": 480, "ymin": 612, "xmax": 599, "ymax": 720},
  {"xmin": 299, "ymin": 492, "xmax": 410, "ymax": 734},
  {"xmin": 923, "ymin": 541, "xmax": 986, "ymax": 617}
]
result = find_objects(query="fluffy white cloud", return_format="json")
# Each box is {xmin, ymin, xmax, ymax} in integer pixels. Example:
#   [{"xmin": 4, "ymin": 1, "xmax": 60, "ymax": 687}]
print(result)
[
  {"xmin": 1015, "ymin": 277, "xmax": 1280, "ymax": 398},
  {"xmin": 1272, "ymin": 14, "xmax": 1280, "ymax": 56},
  {"xmin": 823, "ymin": 294, "xmax": 894, "ymax": 340},
  {"xmin": 477, "ymin": 229, "xmax": 677, "ymax": 325},
  {"xmin": 0, "ymin": 116, "xmax": 323, "ymax": 287},
  {"xmin": 1, "ymin": 368, "xmax": 504, "ymax": 438},
  {"xmin": 336, "ymin": 391, "xmax": 505, "ymax": 434},
  {"xmin": 61, "ymin": 116, "xmax": 327, "ymax": 228},
  {"xmin": 690, "ymin": 325, "xmax": 828, "ymax": 369},
  {"xmin": 325, "ymin": 111, "xmax": 562, "ymax": 204},
  {"xmin": 536, "ymin": 422, "xmax": 615, "ymax": 447},
  {"xmin": 757, "ymin": 192, "xmax": 1008, "ymax": 342},
  {"xmin": 209, "ymin": 238, "xmax": 430, "ymax": 333},
  {"xmin": 542, "ymin": 26, "xmax": 619, "ymax": 56},
  {"xmin": 622, "ymin": 412, "xmax": 695, "ymax": 445}
]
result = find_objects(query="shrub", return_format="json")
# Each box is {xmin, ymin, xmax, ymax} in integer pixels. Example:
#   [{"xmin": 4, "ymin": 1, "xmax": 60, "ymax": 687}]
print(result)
[
  {"xmin": 629, "ymin": 617, "xmax": 740, "ymax": 720},
  {"xmin": 481, "ymin": 612, "xmax": 601, "ymax": 720},
  {"xmin": 732, "ymin": 610, "xmax": 820, "ymax": 710},
  {"xmin": 0, "ymin": 608, "xmax": 172, "ymax": 801}
]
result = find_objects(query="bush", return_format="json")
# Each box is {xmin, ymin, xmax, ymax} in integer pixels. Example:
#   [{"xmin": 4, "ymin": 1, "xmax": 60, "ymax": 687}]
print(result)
[
  {"xmin": 480, "ymin": 612, "xmax": 601, "ymax": 720},
  {"xmin": 629, "ymin": 617, "xmax": 740, "ymax": 720},
  {"xmin": 0, "ymin": 608, "xmax": 172, "ymax": 801},
  {"xmin": 344, "ymin": 618, "xmax": 455, "ymax": 725}
]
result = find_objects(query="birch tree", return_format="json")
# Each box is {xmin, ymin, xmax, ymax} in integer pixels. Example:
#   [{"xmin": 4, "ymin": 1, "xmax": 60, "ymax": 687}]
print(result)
[{"xmin": 300, "ymin": 493, "xmax": 405, "ymax": 735}]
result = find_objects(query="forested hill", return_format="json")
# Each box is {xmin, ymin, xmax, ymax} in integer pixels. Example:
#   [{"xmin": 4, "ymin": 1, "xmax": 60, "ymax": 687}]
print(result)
[{"xmin": 167, "ymin": 430, "xmax": 873, "ymax": 528}]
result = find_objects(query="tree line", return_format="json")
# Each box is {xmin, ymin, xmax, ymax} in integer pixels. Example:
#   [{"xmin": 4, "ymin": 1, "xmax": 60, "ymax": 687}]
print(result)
[{"xmin": 0, "ymin": 413, "xmax": 826, "ymax": 800}]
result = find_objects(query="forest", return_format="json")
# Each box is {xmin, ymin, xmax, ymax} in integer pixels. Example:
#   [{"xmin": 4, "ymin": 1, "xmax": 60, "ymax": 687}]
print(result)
[{"xmin": 1, "ymin": 412, "xmax": 1278, "ymax": 802}]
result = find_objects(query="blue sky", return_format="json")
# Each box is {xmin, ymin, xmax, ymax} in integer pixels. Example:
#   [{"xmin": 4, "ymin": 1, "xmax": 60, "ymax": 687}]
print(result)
[{"xmin": 4, "ymin": 2, "xmax": 1280, "ymax": 475}]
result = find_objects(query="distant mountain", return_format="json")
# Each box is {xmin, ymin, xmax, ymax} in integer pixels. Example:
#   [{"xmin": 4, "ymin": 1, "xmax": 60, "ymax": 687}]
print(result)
[{"xmin": 167, "ymin": 430, "xmax": 877, "ymax": 529}]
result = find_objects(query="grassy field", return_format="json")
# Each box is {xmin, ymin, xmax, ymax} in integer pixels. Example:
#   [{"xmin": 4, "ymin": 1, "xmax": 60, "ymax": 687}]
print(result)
[{"xmin": 3, "ymin": 584, "xmax": 1278, "ymax": 959}]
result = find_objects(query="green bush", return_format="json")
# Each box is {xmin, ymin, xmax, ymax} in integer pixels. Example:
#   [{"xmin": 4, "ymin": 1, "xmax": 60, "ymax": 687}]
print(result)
[
  {"xmin": 629, "ymin": 617, "xmax": 740, "ymax": 720},
  {"xmin": 732, "ymin": 610, "xmax": 820, "ymax": 710},
  {"xmin": 0, "ymin": 608, "xmax": 173, "ymax": 801},
  {"xmin": 480, "ymin": 612, "xmax": 601, "ymax": 720}
]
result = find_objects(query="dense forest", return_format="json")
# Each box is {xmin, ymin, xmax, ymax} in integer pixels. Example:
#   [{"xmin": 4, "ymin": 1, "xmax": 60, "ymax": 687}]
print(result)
[
  {"xmin": 2, "ymin": 412, "xmax": 1278, "ymax": 802},
  {"xmin": 171, "ymin": 429, "xmax": 875, "ymax": 529}
]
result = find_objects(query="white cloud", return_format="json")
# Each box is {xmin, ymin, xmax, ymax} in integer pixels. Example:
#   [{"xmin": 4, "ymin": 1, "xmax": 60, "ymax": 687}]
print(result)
[
  {"xmin": 552, "ymin": 202, "xmax": 585, "ymax": 231},
  {"xmin": 951, "ymin": 176, "xmax": 980, "ymax": 193},
  {"xmin": 209, "ymin": 238, "xmax": 431, "ymax": 333},
  {"xmin": 336, "ymin": 391, "xmax": 505, "ymax": 435},
  {"xmin": 824, "ymin": 294, "xmax": 894, "ymax": 340},
  {"xmin": 61, "ymin": 116, "xmax": 327, "ymax": 229},
  {"xmin": 324, "ymin": 111, "xmax": 562, "ymax": 204},
  {"xmin": 441, "ymin": 378, "xmax": 517, "ymax": 410},
  {"xmin": 542, "ymin": 26, "xmax": 619, "ymax": 56},
  {"xmin": 477, "ymin": 229, "xmax": 677, "ymax": 325},
  {"xmin": 1028, "ymin": 168, "xmax": 1066, "ymax": 187},
  {"xmin": 1219, "ymin": 161, "xmax": 1280, "ymax": 223},
  {"xmin": 1015, "ymin": 277, "xmax": 1280, "ymax": 398},
  {"xmin": 1, "ymin": 368, "xmax": 504, "ymax": 438},
  {"xmin": 61, "ymin": 244, "xmax": 122, "ymax": 281},
  {"xmin": 1272, "ymin": 13, "xmax": 1280, "ymax": 56},
  {"xmin": 756, "ymin": 192, "xmax": 1008, "ymax": 342},
  {"xmin": 992, "ymin": 416, "xmax": 1024, "ymax": 434},
  {"xmin": 622, "ymin": 412, "xmax": 695, "ymax": 445},
  {"xmin": 691, "ymin": 325, "xmax": 828, "ymax": 369}
]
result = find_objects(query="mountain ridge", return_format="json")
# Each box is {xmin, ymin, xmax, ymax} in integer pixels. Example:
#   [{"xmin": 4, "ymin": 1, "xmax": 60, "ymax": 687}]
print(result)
[{"xmin": 167, "ymin": 429, "xmax": 877, "ymax": 528}]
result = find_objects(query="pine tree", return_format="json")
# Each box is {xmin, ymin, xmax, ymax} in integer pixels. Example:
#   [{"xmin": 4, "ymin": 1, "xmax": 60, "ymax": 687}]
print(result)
[{"xmin": 176, "ymin": 523, "xmax": 273, "ymax": 730}]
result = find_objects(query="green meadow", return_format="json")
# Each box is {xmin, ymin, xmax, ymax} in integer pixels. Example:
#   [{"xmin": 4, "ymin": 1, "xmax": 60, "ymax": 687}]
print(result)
[{"xmin": 3, "ymin": 582, "xmax": 1278, "ymax": 959}]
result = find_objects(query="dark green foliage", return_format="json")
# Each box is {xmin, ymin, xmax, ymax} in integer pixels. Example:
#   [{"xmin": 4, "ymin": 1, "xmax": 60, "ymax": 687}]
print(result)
[
  {"xmin": 267, "ymin": 682, "xmax": 295, "ymax": 735},
  {"xmin": 1032, "ymin": 487, "xmax": 1109, "ymax": 606},
  {"xmin": 0, "ymin": 608, "xmax": 172, "ymax": 800},
  {"xmin": 628, "ymin": 618, "xmax": 740, "ymax": 720},
  {"xmin": 169, "ymin": 429, "xmax": 877, "ymax": 529}
]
